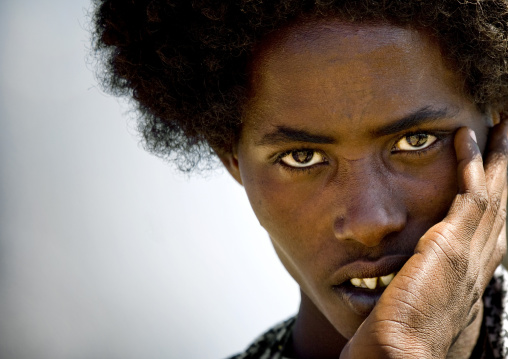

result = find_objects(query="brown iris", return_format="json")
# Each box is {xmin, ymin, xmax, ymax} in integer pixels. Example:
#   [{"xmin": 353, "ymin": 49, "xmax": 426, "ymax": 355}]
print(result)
[
  {"xmin": 292, "ymin": 150, "xmax": 314, "ymax": 164},
  {"xmin": 405, "ymin": 134, "xmax": 428, "ymax": 147}
]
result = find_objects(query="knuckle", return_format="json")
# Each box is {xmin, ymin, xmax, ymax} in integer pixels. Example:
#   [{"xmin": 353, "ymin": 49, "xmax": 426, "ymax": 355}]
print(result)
[
  {"xmin": 466, "ymin": 192, "xmax": 489, "ymax": 213},
  {"xmin": 489, "ymin": 192, "xmax": 503, "ymax": 211},
  {"xmin": 477, "ymin": 195, "xmax": 490, "ymax": 213},
  {"xmin": 490, "ymin": 194, "xmax": 501, "ymax": 209}
]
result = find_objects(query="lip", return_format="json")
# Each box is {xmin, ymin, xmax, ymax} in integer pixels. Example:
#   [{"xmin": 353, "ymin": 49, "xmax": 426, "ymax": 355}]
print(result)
[
  {"xmin": 331, "ymin": 254, "xmax": 411, "ymax": 286},
  {"xmin": 331, "ymin": 254, "xmax": 411, "ymax": 316}
]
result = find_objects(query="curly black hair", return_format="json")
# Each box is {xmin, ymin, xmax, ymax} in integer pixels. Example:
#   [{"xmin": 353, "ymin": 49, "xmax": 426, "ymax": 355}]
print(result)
[{"xmin": 92, "ymin": 0, "xmax": 508, "ymax": 171}]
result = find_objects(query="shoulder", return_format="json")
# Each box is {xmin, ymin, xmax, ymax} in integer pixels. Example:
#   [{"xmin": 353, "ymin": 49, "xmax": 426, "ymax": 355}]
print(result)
[{"xmin": 227, "ymin": 316, "xmax": 296, "ymax": 359}]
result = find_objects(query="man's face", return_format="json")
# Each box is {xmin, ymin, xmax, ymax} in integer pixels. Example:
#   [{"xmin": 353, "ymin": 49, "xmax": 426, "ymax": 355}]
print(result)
[{"xmin": 228, "ymin": 20, "xmax": 491, "ymax": 339}]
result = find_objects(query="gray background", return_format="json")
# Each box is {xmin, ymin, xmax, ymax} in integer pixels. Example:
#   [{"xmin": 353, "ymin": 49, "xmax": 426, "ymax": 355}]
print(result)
[{"xmin": 0, "ymin": 1, "xmax": 298, "ymax": 358}]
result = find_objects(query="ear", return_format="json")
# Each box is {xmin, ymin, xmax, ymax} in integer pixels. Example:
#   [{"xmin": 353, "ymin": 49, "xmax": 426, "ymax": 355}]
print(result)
[{"xmin": 217, "ymin": 150, "xmax": 243, "ymax": 186}]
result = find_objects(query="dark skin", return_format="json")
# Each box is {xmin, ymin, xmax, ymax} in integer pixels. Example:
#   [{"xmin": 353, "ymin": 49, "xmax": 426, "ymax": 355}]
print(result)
[{"xmin": 220, "ymin": 19, "xmax": 508, "ymax": 358}]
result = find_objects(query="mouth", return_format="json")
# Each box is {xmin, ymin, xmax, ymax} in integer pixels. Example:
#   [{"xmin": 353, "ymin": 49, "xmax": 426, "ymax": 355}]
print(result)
[
  {"xmin": 349, "ymin": 272, "xmax": 396, "ymax": 289},
  {"xmin": 331, "ymin": 255, "xmax": 409, "ymax": 316}
]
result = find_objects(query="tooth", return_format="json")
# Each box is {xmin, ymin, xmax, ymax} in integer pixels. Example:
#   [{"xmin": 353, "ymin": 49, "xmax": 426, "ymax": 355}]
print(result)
[
  {"xmin": 363, "ymin": 277, "xmax": 377, "ymax": 289},
  {"xmin": 380, "ymin": 273, "xmax": 395, "ymax": 287},
  {"xmin": 350, "ymin": 278, "xmax": 362, "ymax": 287}
]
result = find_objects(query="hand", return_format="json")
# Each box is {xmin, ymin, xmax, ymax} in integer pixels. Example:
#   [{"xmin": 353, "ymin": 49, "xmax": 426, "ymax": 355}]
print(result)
[{"xmin": 340, "ymin": 119, "xmax": 508, "ymax": 359}]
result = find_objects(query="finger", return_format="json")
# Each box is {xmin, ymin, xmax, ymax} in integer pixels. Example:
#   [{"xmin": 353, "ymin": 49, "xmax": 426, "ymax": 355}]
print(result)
[
  {"xmin": 441, "ymin": 127, "xmax": 487, "ymax": 243},
  {"xmin": 476, "ymin": 179, "xmax": 507, "ymax": 257},
  {"xmin": 496, "ymin": 219, "xmax": 507, "ymax": 267},
  {"xmin": 483, "ymin": 118, "xmax": 508, "ymax": 209},
  {"xmin": 454, "ymin": 127, "xmax": 487, "ymax": 197},
  {"xmin": 473, "ymin": 119, "xmax": 508, "ymax": 289},
  {"xmin": 478, "ymin": 226, "xmax": 506, "ymax": 294},
  {"xmin": 416, "ymin": 128, "xmax": 487, "ymax": 274},
  {"xmin": 479, "ymin": 182, "xmax": 507, "ymax": 288},
  {"xmin": 471, "ymin": 120, "xmax": 508, "ymax": 251}
]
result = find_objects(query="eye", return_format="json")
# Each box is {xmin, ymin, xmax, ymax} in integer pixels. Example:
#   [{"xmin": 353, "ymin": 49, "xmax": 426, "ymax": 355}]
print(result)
[
  {"xmin": 394, "ymin": 133, "xmax": 438, "ymax": 151},
  {"xmin": 279, "ymin": 149, "xmax": 326, "ymax": 168}
]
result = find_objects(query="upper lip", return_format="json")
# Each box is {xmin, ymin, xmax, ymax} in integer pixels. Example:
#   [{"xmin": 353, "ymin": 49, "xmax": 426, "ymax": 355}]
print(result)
[{"xmin": 331, "ymin": 254, "xmax": 412, "ymax": 286}]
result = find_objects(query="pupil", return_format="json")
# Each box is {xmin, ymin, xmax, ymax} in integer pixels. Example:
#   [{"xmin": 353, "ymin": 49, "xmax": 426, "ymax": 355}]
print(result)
[
  {"xmin": 292, "ymin": 150, "xmax": 313, "ymax": 163},
  {"xmin": 407, "ymin": 134, "xmax": 428, "ymax": 147}
]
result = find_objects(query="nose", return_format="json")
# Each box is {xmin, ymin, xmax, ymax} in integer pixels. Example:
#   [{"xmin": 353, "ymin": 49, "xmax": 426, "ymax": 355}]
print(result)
[{"xmin": 333, "ymin": 162, "xmax": 406, "ymax": 247}]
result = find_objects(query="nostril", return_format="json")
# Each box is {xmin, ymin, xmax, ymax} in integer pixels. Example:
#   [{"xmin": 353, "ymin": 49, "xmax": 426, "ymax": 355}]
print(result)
[{"xmin": 333, "ymin": 207, "xmax": 406, "ymax": 247}]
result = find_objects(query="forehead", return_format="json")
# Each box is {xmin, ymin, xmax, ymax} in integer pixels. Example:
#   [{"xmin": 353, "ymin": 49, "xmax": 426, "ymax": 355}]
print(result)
[
  {"xmin": 253, "ymin": 20, "xmax": 421, "ymax": 66},
  {"xmin": 243, "ymin": 19, "xmax": 468, "ymax": 135}
]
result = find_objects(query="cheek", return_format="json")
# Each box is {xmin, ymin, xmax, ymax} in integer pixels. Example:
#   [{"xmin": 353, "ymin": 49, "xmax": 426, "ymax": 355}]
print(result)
[
  {"xmin": 397, "ymin": 151, "xmax": 459, "ymax": 227},
  {"xmin": 237, "ymin": 150, "xmax": 309, "ymax": 225},
  {"xmin": 242, "ymin": 168, "xmax": 322, "ymax": 239},
  {"xmin": 238, "ymin": 161, "xmax": 334, "ymax": 277},
  {"xmin": 240, "ymin": 168, "xmax": 333, "ymax": 293}
]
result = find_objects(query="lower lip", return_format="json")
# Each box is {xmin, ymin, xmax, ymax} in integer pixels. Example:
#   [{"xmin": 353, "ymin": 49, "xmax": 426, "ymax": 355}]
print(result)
[{"xmin": 332, "ymin": 285, "xmax": 385, "ymax": 316}]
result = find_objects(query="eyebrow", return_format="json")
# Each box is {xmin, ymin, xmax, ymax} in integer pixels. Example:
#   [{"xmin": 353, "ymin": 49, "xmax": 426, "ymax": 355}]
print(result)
[
  {"xmin": 256, "ymin": 126, "xmax": 336, "ymax": 146},
  {"xmin": 255, "ymin": 106, "xmax": 454, "ymax": 146},
  {"xmin": 371, "ymin": 106, "xmax": 453, "ymax": 137}
]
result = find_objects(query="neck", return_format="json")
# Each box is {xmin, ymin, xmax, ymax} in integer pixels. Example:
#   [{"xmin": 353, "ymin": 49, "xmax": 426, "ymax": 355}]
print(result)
[{"xmin": 288, "ymin": 290, "xmax": 348, "ymax": 359}]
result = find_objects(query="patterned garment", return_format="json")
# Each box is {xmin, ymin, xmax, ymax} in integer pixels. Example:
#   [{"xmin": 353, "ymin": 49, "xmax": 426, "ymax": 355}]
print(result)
[{"xmin": 229, "ymin": 265, "xmax": 508, "ymax": 359}]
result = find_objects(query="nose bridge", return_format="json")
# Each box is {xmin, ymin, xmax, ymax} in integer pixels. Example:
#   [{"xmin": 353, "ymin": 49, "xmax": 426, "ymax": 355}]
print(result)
[{"xmin": 333, "ymin": 158, "xmax": 406, "ymax": 247}]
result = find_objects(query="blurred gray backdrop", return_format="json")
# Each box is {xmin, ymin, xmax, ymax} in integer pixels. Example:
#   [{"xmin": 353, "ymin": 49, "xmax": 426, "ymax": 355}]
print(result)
[{"xmin": 0, "ymin": 1, "xmax": 298, "ymax": 358}]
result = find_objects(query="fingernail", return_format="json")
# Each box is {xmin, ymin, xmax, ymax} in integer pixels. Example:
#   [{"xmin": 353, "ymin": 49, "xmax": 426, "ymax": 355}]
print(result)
[{"xmin": 469, "ymin": 129, "xmax": 477, "ymax": 143}]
